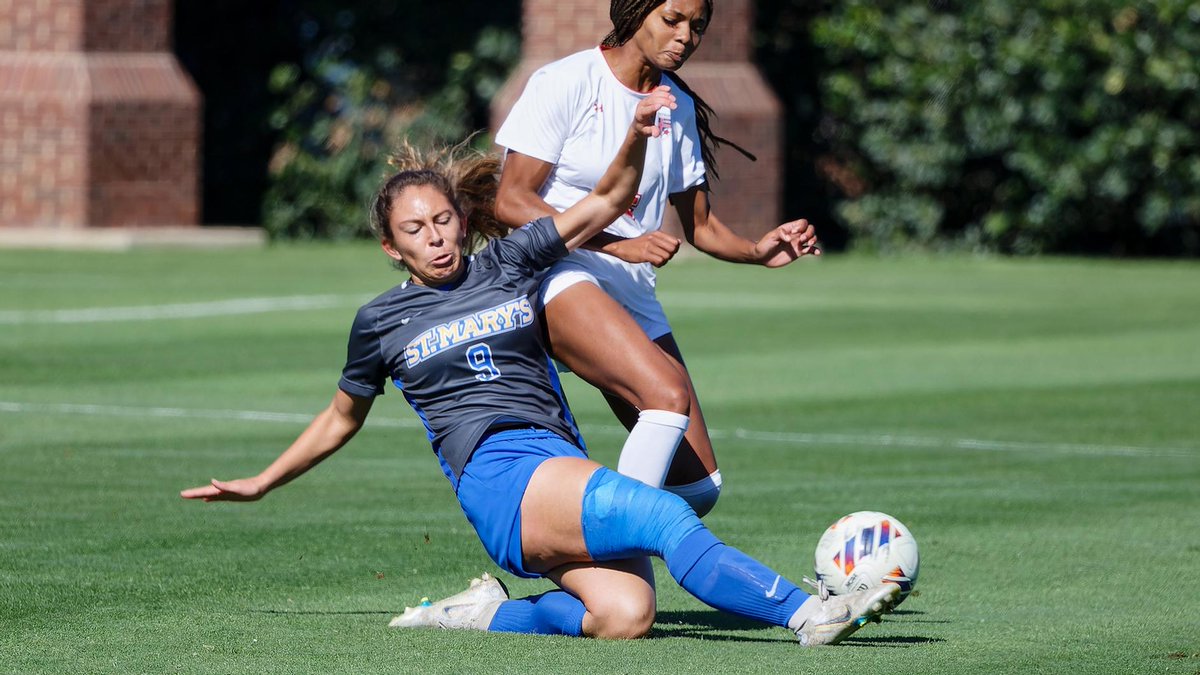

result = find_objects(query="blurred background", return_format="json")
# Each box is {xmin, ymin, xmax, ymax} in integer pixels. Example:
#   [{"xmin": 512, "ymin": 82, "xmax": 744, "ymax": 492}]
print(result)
[{"xmin": 2, "ymin": 0, "xmax": 1198, "ymax": 255}]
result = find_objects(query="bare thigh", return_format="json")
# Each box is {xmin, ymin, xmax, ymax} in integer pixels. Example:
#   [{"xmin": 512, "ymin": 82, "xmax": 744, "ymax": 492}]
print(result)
[
  {"xmin": 600, "ymin": 334, "xmax": 718, "ymax": 486},
  {"xmin": 519, "ymin": 456, "xmax": 600, "ymax": 573},
  {"xmin": 542, "ymin": 281, "xmax": 690, "ymax": 415}
]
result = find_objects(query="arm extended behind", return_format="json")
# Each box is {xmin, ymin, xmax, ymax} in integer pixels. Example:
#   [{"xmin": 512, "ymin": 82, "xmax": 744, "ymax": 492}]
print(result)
[{"xmin": 180, "ymin": 390, "xmax": 374, "ymax": 502}]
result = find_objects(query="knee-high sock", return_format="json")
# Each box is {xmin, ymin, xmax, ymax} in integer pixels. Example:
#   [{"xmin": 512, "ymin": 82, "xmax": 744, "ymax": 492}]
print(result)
[
  {"xmin": 487, "ymin": 591, "xmax": 586, "ymax": 635},
  {"xmin": 581, "ymin": 467, "xmax": 809, "ymax": 628},
  {"xmin": 616, "ymin": 409, "xmax": 689, "ymax": 488},
  {"xmin": 664, "ymin": 470, "xmax": 722, "ymax": 517}
]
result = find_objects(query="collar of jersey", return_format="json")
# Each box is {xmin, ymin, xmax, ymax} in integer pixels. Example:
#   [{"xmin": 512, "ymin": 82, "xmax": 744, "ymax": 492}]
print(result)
[{"xmin": 593, "ymin": 46, "xmax": 661, "ymax": 99}]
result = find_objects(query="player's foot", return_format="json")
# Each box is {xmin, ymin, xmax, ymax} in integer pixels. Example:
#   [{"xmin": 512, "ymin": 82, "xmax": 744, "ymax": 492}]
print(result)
[
  {"xmin": 388, "ymin": 573, "xmax": 509, "ymax": 631},
  {"xmin": 790, "ymin": 580, "xmax": 901, "ymax": 647}
]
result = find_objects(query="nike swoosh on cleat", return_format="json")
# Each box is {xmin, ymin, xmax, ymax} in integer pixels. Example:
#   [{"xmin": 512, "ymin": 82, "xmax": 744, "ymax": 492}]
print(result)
[{"xmin": 817, "ymin": 608, "xmax": 852, "ymax": 626}]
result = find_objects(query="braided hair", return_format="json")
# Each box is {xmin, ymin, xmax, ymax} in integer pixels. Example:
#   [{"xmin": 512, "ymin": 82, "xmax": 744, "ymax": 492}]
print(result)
[
  {"xmin": 602, "ymin": 0, "xmax": 755, "ymax": 180},
  {"xmin": 370, "ymin": 139, "xmax": 506, "ymax": 270}
]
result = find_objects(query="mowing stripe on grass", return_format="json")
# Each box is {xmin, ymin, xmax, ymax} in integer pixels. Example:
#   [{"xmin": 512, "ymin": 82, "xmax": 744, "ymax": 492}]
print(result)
[
  {"xmin": 2, "ymin": 400, "xmax": 1194, "ymax": 459},
  {"xmin": 0, "ymin": 294, "xmax": 371, "ymax": 324}
]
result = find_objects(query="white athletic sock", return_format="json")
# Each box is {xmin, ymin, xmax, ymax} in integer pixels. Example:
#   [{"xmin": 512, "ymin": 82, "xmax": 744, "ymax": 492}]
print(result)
[
  {"xmin": 615, "ymin": 409, "xmax": 690, "ymax": 488},
  {"xmin": 665, "ymin": 470, "xmax": 723, "ymax": 517},
  {"xmin": 787, "ymin": 594, "xmax": 825, "ymax": 631}
]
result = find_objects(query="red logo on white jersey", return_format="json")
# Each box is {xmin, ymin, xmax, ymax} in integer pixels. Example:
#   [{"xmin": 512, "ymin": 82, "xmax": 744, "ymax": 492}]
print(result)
[
  {"xmin": 656, "ymin": 116, "xmax": 671, "ymax": 136},
  {"xmin": 625, "ymin": 193, "xmax": 642, "ymax": 217},
  {"xmin": 593, "ymin": 102, "xmax": 604, "ymax": 114}
]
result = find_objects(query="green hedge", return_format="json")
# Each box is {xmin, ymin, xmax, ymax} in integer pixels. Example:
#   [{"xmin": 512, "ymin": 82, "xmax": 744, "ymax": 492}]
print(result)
[
  {"xmin": 261, "ymin": 22, "xmax": 517, "ymax": 241},
  {"xmin": 812, "ymin": 0, "xmax": 1200, "ymax": 254}
]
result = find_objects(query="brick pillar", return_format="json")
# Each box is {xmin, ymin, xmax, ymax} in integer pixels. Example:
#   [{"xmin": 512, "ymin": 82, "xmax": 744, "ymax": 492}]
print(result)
[
  {"xmin": 491, "ymin": 0, "xmax": 782, "ymax": 240},
  {"xmin": 0, "ymin": 0, "xmax": 201, "ymax": 229}
]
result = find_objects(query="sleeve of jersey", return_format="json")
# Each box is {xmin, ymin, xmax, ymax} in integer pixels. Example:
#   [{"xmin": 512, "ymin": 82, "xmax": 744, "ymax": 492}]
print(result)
[
  {"xmin": 492, "ymin": 216, "xmax": 569, "ymax": 277},
  {"xmin": 494, "ymin": 67, "xmax": 577, "ymax": 165},
  {"xmin": 338, "ymin": 305, "xmax": 387, "ymax": 398},
  {"xmin": 670, "ymin": 97, "xmax": 708, "ymax": 194}
]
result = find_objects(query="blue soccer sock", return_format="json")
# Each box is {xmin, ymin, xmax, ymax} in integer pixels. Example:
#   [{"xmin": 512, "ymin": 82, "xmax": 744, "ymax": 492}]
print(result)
[
  {"xmin": 666, "ymin": 529, "xmax": 809, "ymax": 627},
  {"xmin": 581, "ymin": 467, "xmax": 809, "ymax": 628},
  {"xmin": 487, "ymin": 591, "xmax": 586, "ymax": 636}
]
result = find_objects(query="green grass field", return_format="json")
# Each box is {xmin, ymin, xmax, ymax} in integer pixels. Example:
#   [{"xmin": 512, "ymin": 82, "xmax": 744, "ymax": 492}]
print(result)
[{"xmin": 2, "ymin": 245, "xmax": 1198, "ymax": 673}]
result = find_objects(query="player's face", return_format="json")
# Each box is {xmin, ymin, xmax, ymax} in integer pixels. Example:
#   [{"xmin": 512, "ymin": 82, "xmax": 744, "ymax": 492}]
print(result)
[
  {"xmin": 632, "ymin": 0, "xmax": 708, "ymax": 72},
  {"xmin": 381, "ymin": 184, "xmax": 468, "ymax": 287}
]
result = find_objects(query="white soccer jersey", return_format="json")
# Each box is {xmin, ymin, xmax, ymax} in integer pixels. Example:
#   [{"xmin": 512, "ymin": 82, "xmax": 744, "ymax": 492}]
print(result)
[{"xmin": 496, "ymin": 47, "xmax": 708, "ymax": 240}]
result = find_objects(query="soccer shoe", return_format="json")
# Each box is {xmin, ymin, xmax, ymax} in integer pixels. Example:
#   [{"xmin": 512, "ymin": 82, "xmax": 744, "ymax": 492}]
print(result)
[
  {"xmin": 792, "ymin": 581, "xmax": 901, "ymax": 647},
  {"xmin": 388, "ymin": 573, "xmax": 509, "ymax": 631}
]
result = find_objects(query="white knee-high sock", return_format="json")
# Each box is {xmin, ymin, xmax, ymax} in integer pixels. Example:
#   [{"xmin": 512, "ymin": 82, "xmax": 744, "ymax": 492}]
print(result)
[
  {"xmin": 665, "ymin": 470, "xmax": 723, "ymax": 517},
  {"xmin": 615, "ymin": 409, "xmax": 690, "ymax": 488}
]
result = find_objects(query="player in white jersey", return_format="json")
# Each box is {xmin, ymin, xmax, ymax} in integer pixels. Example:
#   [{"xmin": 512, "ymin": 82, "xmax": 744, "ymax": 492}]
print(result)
[{"xmin": 495, "ymin": 0, "xmax": 821, "ymax": 515}]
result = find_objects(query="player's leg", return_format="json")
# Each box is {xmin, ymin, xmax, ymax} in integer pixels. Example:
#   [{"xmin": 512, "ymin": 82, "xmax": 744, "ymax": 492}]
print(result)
[
  {"xmin": 544, "ymin": 272, "xmax": 721, "ymax": 515},
  {"xmin": 519, "ymin": 458, "xmax": 900, "ymax": 644},
  {"xmin": 544, "ymin": 558, "xmax": 656, "ymax": 639},
  {"xmin": 519, "ymin": 456, "xmax": 805, "ymax": 625},
  {"xmin": 490, "ymin": 456, "xmax": 653, "ymax": 638},
  {"xmin": 407, "ymin": 456, "xmax": 897, "ymax": 642},
  {"xmin": 651, "ymin": 333, "xmax": 723, "ymax": 516},
  {"xmin": 482, "ymin": 557, "xmax": 655, "ymax": 638},
  {"xmin": 542, "ymin": 280, "xmax": 690, "ymax": 487}
]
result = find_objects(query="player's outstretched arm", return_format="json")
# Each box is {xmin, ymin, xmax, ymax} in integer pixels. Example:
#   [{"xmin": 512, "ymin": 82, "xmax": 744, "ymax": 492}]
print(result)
[
  {"xmin": 180, "ymin": 390, "xmax": 374, "ymax": 502},
  {"xmin": 552, "ymin": 86, "xmax": 676, "ymax": 251},
  {"xmin": 673, "ymin": 187, "xmax": 822, "ymax": 267}
]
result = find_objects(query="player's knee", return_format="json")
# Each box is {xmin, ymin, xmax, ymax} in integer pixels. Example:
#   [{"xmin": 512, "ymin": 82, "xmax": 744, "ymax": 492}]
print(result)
[
  {"xmin": 586, "ymin": 594, "xmax": 655, "ymax": 640},
  {"xmin": 637, "ymin": 376, "xmax": 690, "ymax": 416}
]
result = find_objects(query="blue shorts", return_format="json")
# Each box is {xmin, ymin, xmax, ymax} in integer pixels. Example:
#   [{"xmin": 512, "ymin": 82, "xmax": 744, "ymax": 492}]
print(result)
[{"xmin": 455, "ymin": 427, "xmax": 588, "ymax": 578}]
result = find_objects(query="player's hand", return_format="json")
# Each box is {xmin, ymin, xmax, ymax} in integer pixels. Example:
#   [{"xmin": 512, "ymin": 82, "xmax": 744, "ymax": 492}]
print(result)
[
  {"xmin": 180, "ymin": 477, "xmax": 268, "ymax": 502},
  {"xmin": 633, "ymin": 85, "xmax": 676, "ymax": 138},
  {"xmin": 752, "ymin": 218, "xmax": 822, "ymax": 268},
  {"xmin": 605, "ymin": 231, "xmax": 682, "ymax": 266}
]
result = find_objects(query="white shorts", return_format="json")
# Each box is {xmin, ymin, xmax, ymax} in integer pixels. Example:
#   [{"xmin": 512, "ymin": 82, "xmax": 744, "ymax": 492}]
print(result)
[{"xmin": 538, "ymin": 251, "xmax": 672, "ymax": 341}]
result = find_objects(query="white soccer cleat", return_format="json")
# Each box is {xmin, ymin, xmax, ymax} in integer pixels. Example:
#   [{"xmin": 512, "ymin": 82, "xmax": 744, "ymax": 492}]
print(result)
[
  {"xmin": 791, "ymin": 580, "xmax": 901, "ymax": 647},
  {"xmin": 388, "ymin": 573, "xmax": 509, "ymax": 631}
]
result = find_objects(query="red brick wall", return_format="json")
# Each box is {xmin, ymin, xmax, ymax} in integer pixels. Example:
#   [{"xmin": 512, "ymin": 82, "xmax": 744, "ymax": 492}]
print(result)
[
  {"xmin": 521, "ymin": 0, "xmax": 609, "ymax": 61},
  {"xmin": 0, "ymin": 59, "xmax": 88, "ymax": 227},
  {"xmin": 0, "ymin": 0, "xmax": 83, "ymax": 52},
  {"xmin": 0, "ymin": 0, "xmax": 199, "ymax": 229},
  {"xmin": 83, "ymin": 0, "xmax": 171, "ymax": 53},
  {"xmin": 494, "ymin": 0, "xmax": 782, "ymax": 239}
]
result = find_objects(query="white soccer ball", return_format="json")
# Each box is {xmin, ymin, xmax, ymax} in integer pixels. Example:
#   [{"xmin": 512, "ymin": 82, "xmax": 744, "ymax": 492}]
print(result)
[{"xmin": 814, "ymin": 511, "xmax": 919, "ymax": 604}]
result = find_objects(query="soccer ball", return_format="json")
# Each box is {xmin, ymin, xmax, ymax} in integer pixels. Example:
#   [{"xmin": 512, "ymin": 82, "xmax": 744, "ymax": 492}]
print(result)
[{"xmin": 814, "ymin": 511, "xmax": 919, "ymax": 604}]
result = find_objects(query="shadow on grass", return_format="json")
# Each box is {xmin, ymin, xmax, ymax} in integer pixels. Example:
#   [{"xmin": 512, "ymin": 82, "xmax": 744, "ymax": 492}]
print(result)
[
  {"xmin": 651, "ymin": 610, "xmax": 941, "ymax": 646},
  {"xmin": 650, "ymin": 610, "xmax": 783, "ymax": 643},
  {"xmin": 842, "ymin": 635, "xmax": 946, "ymax": 647},
  {"xmin": 655, "ymin": 610, "xmax": 767, "ymax": 632},
  {"xmin": 251, "ymin": 609, "xmax": 394, "ymax": 615},
  {"xmin": 888, "ymin": 609, "xmax": 950, "ymax": 624}
]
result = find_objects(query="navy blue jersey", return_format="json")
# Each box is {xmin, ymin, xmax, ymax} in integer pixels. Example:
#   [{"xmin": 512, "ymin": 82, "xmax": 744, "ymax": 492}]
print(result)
[{"xmin": 338, "ymin": 217, "xmax": 584, "ymax": 485}]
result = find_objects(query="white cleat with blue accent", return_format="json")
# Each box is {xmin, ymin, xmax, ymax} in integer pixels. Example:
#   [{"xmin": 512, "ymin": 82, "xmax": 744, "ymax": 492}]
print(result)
[
  {"xmin": 388, "ymin": 573, "xmax": 509, "ymax": 631},
  {"xmin": 791, "ymin": 579, "xmax": 901, "ymax": 647}
]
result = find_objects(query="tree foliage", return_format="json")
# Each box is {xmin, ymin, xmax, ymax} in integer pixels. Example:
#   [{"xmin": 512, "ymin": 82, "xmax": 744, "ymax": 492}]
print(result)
[
  {"xmin": 257, "ymin": 3, "xmax": 518, "ymax": 240},
  {"xmin": 810, "ymin": 0, "xmax": 1200, "ymax": 254}
]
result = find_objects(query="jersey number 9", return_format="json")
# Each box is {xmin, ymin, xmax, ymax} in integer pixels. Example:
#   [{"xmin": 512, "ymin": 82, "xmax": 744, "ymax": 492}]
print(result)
[{"xmin": 467, "ymin": 343, "xmax": 502, "ymax": 382}]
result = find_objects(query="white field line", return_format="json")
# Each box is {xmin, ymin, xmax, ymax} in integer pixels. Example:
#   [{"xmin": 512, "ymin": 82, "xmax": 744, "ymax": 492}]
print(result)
[
  {"xmin": 0, "ymin": 294, "xmax": 370, "ymax": 325},
  {"xmin": 0, "ymin": 401, "xmax": 419, "ymax": 429},
  {"xmin": 1, "ymin": 401, "xmax": 1194, "ymax": 459}
]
